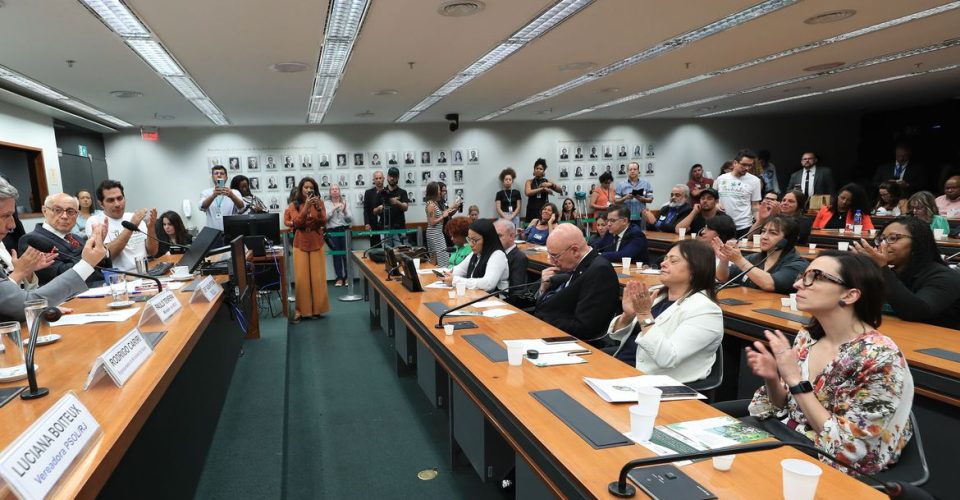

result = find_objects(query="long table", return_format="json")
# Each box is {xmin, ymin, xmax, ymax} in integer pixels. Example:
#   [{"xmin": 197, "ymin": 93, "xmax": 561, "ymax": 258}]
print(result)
[
  {"xmin": 353, "ymin": 251, "xmax": 883, "ymax": 499},
  {"xmin": 0, "ymin": 271, "xmax": 246, "ymax": 498}
]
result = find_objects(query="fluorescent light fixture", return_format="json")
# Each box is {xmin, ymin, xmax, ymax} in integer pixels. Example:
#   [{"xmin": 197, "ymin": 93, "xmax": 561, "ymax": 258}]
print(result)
[
  {"xmin": 306, "ymin": 0, "xmax": 371, "ymax": 123},
  {"xmin": 396, "ymin": 0, "xmax": 593, "ymax": 123},
  {"xmin": 0, "ymin": 64, "xmax": 132, "ymax": 127},
  {"xmin": 78, "ymin": 0, "xmax": 149, "ymax": 37},
  {"xmin": 165, "ymin": 76, "xmax": 206, "ymax": 100},
  {"xmin": 478, "ymin": 0, "xmax": 796, "ymax": 121},
  {"xmin": 700, "ymin": 63, "xmax": 960, "ymax": 117},
  {"xmin": 125, "ymin": 39, "xmax": 184, "ymax": 76},
  {"xmin": 639, "ymin": 37, "xmax": 960, "ymax": 117}
]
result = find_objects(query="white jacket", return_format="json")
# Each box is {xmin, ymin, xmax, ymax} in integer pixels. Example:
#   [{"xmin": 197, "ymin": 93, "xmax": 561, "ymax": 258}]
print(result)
[{"xmin": 607, "ymin": 291, "xmax": 723, "ymax": 383}]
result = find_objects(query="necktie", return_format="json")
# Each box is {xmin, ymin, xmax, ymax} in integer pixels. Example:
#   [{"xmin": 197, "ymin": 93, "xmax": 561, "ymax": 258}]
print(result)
[
  {"xmin": 615, "ymin": 235, "xmax": 622, "ymax": 252},
  {"xmin": 803, "ymin": 170, "xmax": 810, "ymax": 195},
  {"xmin": 65, "ymin": 234, "xmax": 82, "ymax": 249},
  {"xmin": 894, "ymin": 163, "xmax": 904, "ymax": 180}
]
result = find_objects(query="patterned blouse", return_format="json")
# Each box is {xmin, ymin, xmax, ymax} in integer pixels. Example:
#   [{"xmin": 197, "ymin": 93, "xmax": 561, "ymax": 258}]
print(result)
[{"xmin": 748, "ymin": 329, "xmax": 914, "ymax": 475}]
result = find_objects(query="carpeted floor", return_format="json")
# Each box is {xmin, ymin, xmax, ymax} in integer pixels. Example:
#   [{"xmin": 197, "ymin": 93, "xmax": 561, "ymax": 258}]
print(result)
[{"xmin": 196, "ymin": 284, "xmax": 501, "ymax": 499}]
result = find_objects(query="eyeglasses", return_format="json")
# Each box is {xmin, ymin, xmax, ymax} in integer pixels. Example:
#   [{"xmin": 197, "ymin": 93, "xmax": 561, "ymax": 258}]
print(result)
[
  {"xmin": 874, "ymin": 233, "xmax": 910, "ymax": 246},
  {"xmin": 547, "ymin": 244, "xmax": 574, "ymax": 262},
  {"xmin": 467, "ymin": 235, "xmax": 482, "ymax": 245},
  {"xmin": 796, "ymin": 269, "xmax": 845, "ymax": 287},
  {"xmin": 44, "ymin": 206, "xmax": 78, "ymax": 217}
]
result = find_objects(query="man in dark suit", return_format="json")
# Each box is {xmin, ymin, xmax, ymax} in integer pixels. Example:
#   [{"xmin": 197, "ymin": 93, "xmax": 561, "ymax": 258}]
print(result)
[
  {"xmin": 19, "ymin": 193, "xmax": 110, "ymax": 285},
  {"xmin": 363, "ymin": 171, "xmax": 385, "ymax": 247},
  {"xmin": 599, "ymin": 205, "xmax": 649, "ymax": 264},
  {"xmin": 788, "ymin": 151, "xmax": 835, "ymax": 198},
  {"xmin": 534, "ymin": 224, "xmax": 620, "ymax": 341},
  {"xmin": 494, "ymin": 219, "xmax": 528, "ymax": 289},
  {"xmin": 871, "ymin": 144, "xmax": 926, "ymax": 194}
]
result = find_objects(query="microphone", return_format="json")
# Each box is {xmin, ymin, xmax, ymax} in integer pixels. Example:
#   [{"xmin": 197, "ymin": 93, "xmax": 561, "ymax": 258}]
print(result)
[
  {"xmin": 21, "ymin": 306, "xmax": 62, "ymax": 400},
  {"xmin": 29, "ymin": 239, "xmax": 163, "ymax": 293},
  {"xmin": 121, "ymin": 220, "xmax": 191, "ymax": 251},
  {"xmin": 362, "ymin": 238, "xmax": 387, "ymax": 258},
  {"xmin": 436, "ymin": 280, "xmax": 541, "ymax": 328},
  {"xmin": 607, "ymin": 439, "xmax": 932, "ymax": 500},
  {"xmin": 943, "ymin": 248, "xmax": 960, "ymax": 262},
  {"xmin": 716, "ymin": 239, "xmax": 787, "ymax": 292}
]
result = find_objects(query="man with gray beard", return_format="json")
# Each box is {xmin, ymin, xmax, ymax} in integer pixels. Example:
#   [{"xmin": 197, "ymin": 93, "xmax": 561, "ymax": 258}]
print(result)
[{"xmin": 642, "ymin": 184, "xmax": 692, "ymax": 233}]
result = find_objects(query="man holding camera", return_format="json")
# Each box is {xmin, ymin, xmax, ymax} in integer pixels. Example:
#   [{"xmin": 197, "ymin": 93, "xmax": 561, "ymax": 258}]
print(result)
[
  {"xmin": 373, "ymin": 167, "xmax": 410, "ymax": 247},
  {"xmin": 200, "ymin": 165, "xmax": 245, "ymax": 240}
]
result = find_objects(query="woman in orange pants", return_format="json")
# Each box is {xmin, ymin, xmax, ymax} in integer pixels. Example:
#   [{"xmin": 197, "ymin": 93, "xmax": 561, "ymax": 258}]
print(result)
[{"xmin": 284, "ymin": 177, "xmax": 329, "ymax": 322}]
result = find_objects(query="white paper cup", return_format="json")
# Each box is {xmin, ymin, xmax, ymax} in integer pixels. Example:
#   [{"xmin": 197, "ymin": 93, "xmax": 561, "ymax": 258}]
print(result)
[
  {"xmin": 635, "ymin": 386, "xmax": 662, "ymax": 414},
  {"xmin": 413, "ymin": 258, "xmax": 421, "ymax": 270},
  {"xmin": 678, "ymin": 228, "xmax": 687, "ymax": 239},
  {"xmin": 738, "ymin": 239, "xmax": 748, "ymax": 248},
  {"xmin": 629, "ymin": 405, "xmax": 657, "ymax": 442},
  {"xmin": 447, "ymin": 290, "xmax": 457, "ymax": 300},
  {"xmin": 636, "ymin": 262, "xmax": 644, "ymax": 272},
  {"xmin": 837, "ymin": 241, "xmax": 850, "ymax": 251},
  {"xmin": 838, "ymin": 228, "xmax": 846, "ymax": 235},
  {"xmin": 868, "ymin": 229, "xmax": 877, "ymax": 238},
  {"xmin": 789, "ymin": 293, "xmax": 798, "ymax": 312},
  {"xmin": 621, "ymin": 257, "xmax": 631, "ymax": 270},
  {"xmin": 781, "ymin": 459, "xmax": 822, "ymax": 500},
  {"xmin": 456, "ymin": 282, "xmax": 467, "ymax": 297},
  {"xmin": 712, "ymin": 455, "xmax": 736, "ymax": 471},
  {"xmin": 934, "ymin": 228, "xmax": 945, "ymax": 240},
  {"xmin": 752, "ymin": 234, "xmax": 761, "ymax": 247},
  {"xmin": 852, "ymin": 224, "xmax": 862, "ymax": 234},
  {"xmin": 808, "ymin": 243, "xmax": 817, "ymax": 254},
  {"xmin": 443, "ymin": 324, "xmax": 455, "ymax": 336},
  {"xmin": 507, "ymin": 345, "xmax": 523, "ymax": 366}
]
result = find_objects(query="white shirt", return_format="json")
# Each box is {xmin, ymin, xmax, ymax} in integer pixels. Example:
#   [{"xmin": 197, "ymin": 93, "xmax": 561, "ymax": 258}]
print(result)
[
  {"xmin": 613, "ymin": 226, "xmax": 629, "ymax": 252},
  {"xmin": 199, "ymin": 188, "xmax": 244, "ymax": 231},
  {"xmin": 86, "ymin": 212, "xmax": 148, "ymax": 272},
  {"xmin": 715, "ymin": 172, "xmax": 762, "ymax": 230},
  {"xmin": 41, "ymin": 222, "xmax": 70, "ymax": 241},
  {"xmin": 452, "ymin": 250, "xmax": 509, "ymax": 291},
  {"xmin": 800, "ymin": 166, "xmax": 817, "ymax": 196}
]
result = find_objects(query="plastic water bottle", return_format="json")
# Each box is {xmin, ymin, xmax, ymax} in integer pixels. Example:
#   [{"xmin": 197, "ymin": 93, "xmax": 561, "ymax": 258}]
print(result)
[{"xmin": 853, "ymin": 209, "xmax": 862, "ymax": 228}]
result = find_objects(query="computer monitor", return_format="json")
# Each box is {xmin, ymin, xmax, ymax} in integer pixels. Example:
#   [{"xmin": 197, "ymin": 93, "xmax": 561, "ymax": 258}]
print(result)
[
  {"xmin": 176, "ymin": 226, "xmax": 222, "ymax": 272},
  {"xmin": 398, "ymin": 255, "xmax": 423, "ymax": 292},
  {"xmin": 229, "ymin": 235, "xmax": 248, "ymax": 300},
  {"xmin": 223, "ymin": 213, "xmax": 281, "ymax": 249}
]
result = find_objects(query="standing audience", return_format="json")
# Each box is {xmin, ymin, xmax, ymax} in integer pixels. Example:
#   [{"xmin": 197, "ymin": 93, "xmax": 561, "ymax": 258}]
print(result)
[
  {"xmin": 686, "ymin": 164, "xmax": 713, "ymax": 202},
  {"xmin": 524, "ymin": 158, "xmax": 562, "ymax": 222},
  {"xmin": 615, "ymin": 162, "xmax": 654, "ymax": 227},
  {"xmin": 231, "ymin": 175, "xmax": 267, "ymax": 214},
  {"xmin": 425, "ymin": 182, "xmax": 457, "ymax": 267},
  {"xmin": 75, "ymin": 189, "xmax": 96, "ymax": 234},
  {"xmin": 715, "ymin": 150, "xmax": 762, "ymax": 237},
  {"xmin": 495, "ymin": 168, "xmax": 522, "ymax": 228},
  {"xmin": 324, "ymin": 185, "xmax": 351, "ymax": 287},
  {"xmin": 284, "ymin": 177, "xmax": 329, "ymax": 323}
]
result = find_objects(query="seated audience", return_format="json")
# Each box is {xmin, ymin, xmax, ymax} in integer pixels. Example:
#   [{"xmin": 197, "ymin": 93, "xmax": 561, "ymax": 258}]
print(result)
[
  {"xmin": 86, "ymin": 180, "xmax": 158, "ymax": 272},
  {"xmin": 676, "ymin": 188, "xmax": 725, "ymax": 235},
  {"xmin": 606, "ymin": 240, "xmax": 723, "ymax": 380},
  {"xmin": 907, "ymin": 191, "xmax": 950, "ymax": 233},
  {"xmin": 559, "ymin": 197, "xmax": 580, "ymax": 224},
  {"xmin": 444, "ymin": 219, "xmax": 508, "ymax": 293},
  {"xmin": 19, "ymin": 193, "xmax": 110, "ymax": 285},
  {"xmin": 467, "ymin": 205, "xmax": 480, "ymax": 222},
  {"xmin": 935, "ymin": 174, "xmax": 960, "ymax": 217},
  {"xmin": 750, "ymin": 189, "xmax": 812, "ymax": 245},
  {"xmin": 812, "ymin": 183, "xmax": 874, "ymax": 230},
  {"xmin": 231, "ymin": 175, "xmax": 268, "ymax": 214},
  {"xmin": 747, "ymin": 252, "xmax": 913, "ymax": 475},
  {"xmin": 600, "ymin": 205, "xmax": 649, "ymax": 264},
  {"xmin": 589, "ymin": 213, "xmax": 612, "ymax": 250},
  {"xmin": 714, "ymin": 215, "xmax": 808, "ymax": 294},
  {"xmin": 686, "ymin": 163, "xmax": 713, "ymax": 202},
  {"xmin": 534, "ymin": 224, "xmax": 621, "ymax": 341},
  {"xmin": 872, "ymin": 181, "xmax": 908, "ymax": 216},
  {"xmin": 852, "ymin": 216, "xmax": 960, "ymax": 329},
  {"xmin": 445, "ymin": 216, "xmax": 473, "ymax": 267},
  {"xmin": 698, "ymin": 214, "xmax": 737, "ymax": 243},
  {"xmin": 642, "ymin": 184, "xmax": 692, "ymax": 233},
  {"xmin": 523, "ymin": 202, "xmax": 557, "ymax": 245},
  {"xmin": 155, "ymin": 210, "xmax": 193, "ymax": 257}
]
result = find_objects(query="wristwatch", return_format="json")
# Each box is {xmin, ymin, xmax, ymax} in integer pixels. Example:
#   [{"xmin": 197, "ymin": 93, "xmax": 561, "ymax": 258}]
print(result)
[
  {"xmin": 788, "ymin": 381, "xmax": 814, "ymax": 395},
  {"xmin": 639, "ymin": 317, "xmax": 656, "ymax": 329}
]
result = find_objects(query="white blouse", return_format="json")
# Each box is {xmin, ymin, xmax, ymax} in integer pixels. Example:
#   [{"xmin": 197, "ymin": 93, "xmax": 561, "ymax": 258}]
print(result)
[{"xmin": 452, "ymin": 250, "xmax": 509, "ymax": 292}]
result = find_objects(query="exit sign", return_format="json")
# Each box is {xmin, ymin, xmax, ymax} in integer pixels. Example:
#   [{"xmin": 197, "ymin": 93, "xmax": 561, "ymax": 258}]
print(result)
[
  {"xmin": 141, "ymin": 127, "xmax": 159, "ymax": 141},
  {"xmin": 77, "ymin": 144, "xmax": 87, "ymax": 157}
]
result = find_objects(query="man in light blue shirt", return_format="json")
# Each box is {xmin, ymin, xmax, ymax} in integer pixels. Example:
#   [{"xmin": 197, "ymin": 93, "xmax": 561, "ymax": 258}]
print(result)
[{"xmin": 615, "ymin": 162, "xmax": 654, "ymax": 226}]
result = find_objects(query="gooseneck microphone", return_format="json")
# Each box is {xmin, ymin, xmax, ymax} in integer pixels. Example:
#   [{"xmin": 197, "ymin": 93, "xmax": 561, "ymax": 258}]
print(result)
[
  {"xmin": 607, "ymin": 439, "xmax": 932, "ymax": 500},
  {"xmin": 28, "ymin": 239, "xmax": 164, "ymax": 292},
  {"xmin": 716, "ymin": 239, "xmax": 788, "ymax": 292},
  {"xmin": 121, "ymin": 220, "xmax": 191, "ymax": 251},
  {"xmin": 21, "ymin": 306, "xmax": 62, "ymax": 400},
  {"xmin": 436, "ymin": 280, "xmax": 541, "ymax": 329}
]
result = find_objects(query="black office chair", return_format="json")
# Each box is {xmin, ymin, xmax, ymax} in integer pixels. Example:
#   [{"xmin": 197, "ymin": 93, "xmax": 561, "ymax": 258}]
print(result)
[
  {"xmin": 872, "ymin": 412, "xmax": 929, "ymax": 488},
  {"xmin": 687, "ymin": 343, "xmax": 723, "ymax": 401}
]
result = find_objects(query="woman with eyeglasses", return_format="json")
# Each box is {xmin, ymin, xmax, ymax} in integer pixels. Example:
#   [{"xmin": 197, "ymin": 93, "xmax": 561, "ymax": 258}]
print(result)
[
  {"xmin": 907, "ymin": 191, "xmax": 950, "ymax": 233},
  {"xmin": 443, "ymin": 219, "xmax": 508, "ymax": 293},
  {"xmin": 872, "ymin": 181, "xmax": 908, "ymax": 216},
  {"xmin": 812, "ymin": 183, "xmax": 874, "ymax": 230},
  {"xmin": 523, "ymin": 202, "xmax": 558, "ymax": 245},
  {"xmin": 713, "ymin": 215, "xmax": 809, "ymax": 294},
  {"xmin": 749, "ymin": 189, "xmax": 812, "ymax": 245},
  {"xmin": 851, "ymin": 216, "xmax": 960, "ymax": 329},
  {"xmin": 745, "ymin": 252, "xmax": 913, "ymax": 475},
  {"xmin": 606, "ymin": 240, "xmax": 723, "ymax": 381}
]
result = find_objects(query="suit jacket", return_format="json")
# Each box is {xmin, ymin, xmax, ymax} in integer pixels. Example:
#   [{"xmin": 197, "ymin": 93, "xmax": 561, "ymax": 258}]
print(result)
[
  {"xmin": 504, "ymin": 246, "xmax": 529, "ymax": 292},
  {"xmin": 0, "ymin": 263, "xmax": 87, "ymax": 321},
  {"xmin": 19, "ymin": 224, "xmax": 109, "ymax": 285},
  {"xmin": 872, "ymin": 162, "xmax": 926, "ymax": 193},
  {"xmin": 788, "ymin": 166, "xmax": 835, "ymax": 196},
  {"xmin": 600, "ymin": 225, "xmax": 650, "ymax": 263},
  {"xmin": 589, "ymin": 233, "xmax": 616, "ymax": 252},
  {"xmin": 534, "ymin": 249, "xmax": 621, "ymax": 341}
]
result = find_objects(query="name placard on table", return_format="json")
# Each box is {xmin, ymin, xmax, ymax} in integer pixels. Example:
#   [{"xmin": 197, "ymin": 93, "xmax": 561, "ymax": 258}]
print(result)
[
  {"xmin": 0, "ymin": 392, "xmax": 101, "ymax": 500},
  {"xmin": 83, "ymin": 328, "xmax": 153, "ymax": 390},
  {"xmin": 137, "ymin": 290, "xmax": 182, "ymax": 331},
  {"xmin": 190, "ymin": 276, "xmax": 223, "ymax": 304}
]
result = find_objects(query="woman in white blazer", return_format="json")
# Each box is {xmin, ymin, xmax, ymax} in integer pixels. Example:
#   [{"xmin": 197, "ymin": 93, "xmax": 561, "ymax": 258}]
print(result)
[{"xmin": 606, "ymin": 240, "xmax": 723, "ymax": 383}]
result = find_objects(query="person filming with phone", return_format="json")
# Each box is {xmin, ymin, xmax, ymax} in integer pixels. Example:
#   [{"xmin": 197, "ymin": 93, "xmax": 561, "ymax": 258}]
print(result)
[
  {"xmin": 200, "ymin": 165, "xmax": 245, "ymax": 245},
  {"xmin": 615, "ymin": 162, "xmax": 654, "ymax": 228},
  {"xmin": 284, "ymin": 177, "xmax": 329, "ymax": 323}
]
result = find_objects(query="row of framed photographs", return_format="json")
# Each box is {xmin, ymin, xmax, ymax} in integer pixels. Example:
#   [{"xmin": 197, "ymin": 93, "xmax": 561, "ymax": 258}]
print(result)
[
  {"xmin": 558, "ymin": 143, "xmax": 656, "ymax": 162},
  {"xmin": 246, "ymin": 168, "xmax": 468, "ymax": 193},
  {"xmin": 557, "ymin": 162, "xmax": 655, "ymax": 179},
  {"xmin": 208, "ymin": 148, "xmax": 482, "ymax": 172}
]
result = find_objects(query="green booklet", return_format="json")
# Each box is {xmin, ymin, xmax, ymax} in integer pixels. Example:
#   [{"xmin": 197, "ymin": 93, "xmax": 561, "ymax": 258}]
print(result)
[{"xmin": 662, "ymin": 416, "xmax": 771, "ymax": 450}]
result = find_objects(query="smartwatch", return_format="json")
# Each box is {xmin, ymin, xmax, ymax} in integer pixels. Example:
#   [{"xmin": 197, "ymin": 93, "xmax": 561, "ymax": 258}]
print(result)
[
  {"xmin": 788, "ymin": 381, "xmax": 814, "ymax": 395},
  {"xmin": 639, "ymin": 318, "xmax": 656, "ymax": 329}
]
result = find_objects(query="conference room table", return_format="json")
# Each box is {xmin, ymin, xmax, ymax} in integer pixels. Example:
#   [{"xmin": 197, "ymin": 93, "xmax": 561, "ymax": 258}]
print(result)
[
  {"xmin": 352, "ymin": 251, "xmax": 883, "ymax": 499},
  {"xmin": 0, "ymin": 262, "xmax": 247, "ymax": 499},
  {"xmin": 521, "ymin": 241, "xmax": 959, "ymax": 498}
]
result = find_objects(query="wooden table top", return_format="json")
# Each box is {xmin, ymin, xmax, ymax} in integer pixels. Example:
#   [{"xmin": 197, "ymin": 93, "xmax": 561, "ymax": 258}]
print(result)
[
  {"xmin": 0, "ymin": 273, "xmax": 225, "ymax": 499},
  {"xmin": 354, "ymin": 252, "xmax": 883, "ymax": 499}
]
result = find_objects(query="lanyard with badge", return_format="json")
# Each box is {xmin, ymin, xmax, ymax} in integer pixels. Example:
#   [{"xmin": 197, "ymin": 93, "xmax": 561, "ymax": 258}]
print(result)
[{"xmin": 502, "ymin": 189, "xmax": 514, "ymax": 213}]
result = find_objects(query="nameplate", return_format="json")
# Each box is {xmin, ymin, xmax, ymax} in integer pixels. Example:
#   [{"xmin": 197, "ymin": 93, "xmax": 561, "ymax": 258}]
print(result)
[
  {"xmin": 146, "ymin": 290, "xmax": 181, "ymax": 324},
  {"xmin": 0, "ymin": 392, "xmax": 101, "ymax": 499},
  {"xmin": 82, "ymin": 329, "xmax": 152, "ymax": 389},
  {"xmin": 190, "ymin": 276, "xmax": 222, "ymax": 303}
]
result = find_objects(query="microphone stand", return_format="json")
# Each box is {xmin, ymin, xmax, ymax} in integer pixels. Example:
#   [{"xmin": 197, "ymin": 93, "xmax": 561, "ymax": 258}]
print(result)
[
  {"xmin": 715, "ymin": 240, "xmax": 788, "ymax": 292},
  {"xmin": 26, "ymin": 240, "xmax": 163, "ymax": 292},
  {"xmin": 436, "ymin": 280, "xmax": 540, "ymax": 328},
  {"xmin": 21, "ymin": 306, "xmax": 62, "ymax": 400},
  {"xmin": 608, "ymin": 439, "xmax": 932, "ymax": 500}
]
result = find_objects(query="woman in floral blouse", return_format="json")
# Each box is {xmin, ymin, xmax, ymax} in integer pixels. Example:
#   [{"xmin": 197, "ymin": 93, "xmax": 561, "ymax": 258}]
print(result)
[{"xmin": 746, "ymin": 251, "xmax": 913, "ymax": 475}]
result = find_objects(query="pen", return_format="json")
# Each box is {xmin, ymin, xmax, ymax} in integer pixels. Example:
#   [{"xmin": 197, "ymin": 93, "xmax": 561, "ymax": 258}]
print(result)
[{"xmin": 567, "ymin": 349, "xmax": 591, "ymax": 356}]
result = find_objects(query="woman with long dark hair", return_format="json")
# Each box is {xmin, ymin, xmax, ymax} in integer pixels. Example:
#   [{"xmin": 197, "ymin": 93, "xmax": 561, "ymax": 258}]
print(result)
[
  {"xmin": 231, "ymin": 175, "xmax": 267, "ymax": 214},
  {"xmin": 523, "ymin": 202, "xmax": 558, "ymax": 245},
  {"xmin": 749, "ymin": 189, "xmax": 812, "ymax": 244},
  {"xmin": 284, "ymin": 177, "xmax": 328, "ymax": 322},
  {"xmin": 872, "ymin": 181, "xmax": 908, "ymax": 216},
  {"xmin": 852, "ymin": 216, "xmax": 960, "ymax": 328},
  {"xmin": 746, "ymin": 252, "xmax": 913, "ymax": 475},
  {"xmin": 524, "ymin": 158, "xmax": 562, "ymax": 221},
  {"xmin": 443, "ymin": 219, "xmax": 508, "ymax": 292},
  {"xmin": 425, "ymin": 182, "xmax": 458, "ymax": 267},
  {"xmin": 606, "ymin": 240, "xmax": 723, "ymax": 381},
  {"xmin": 559, "ymin": 197, "xmax": 580, "ymax": 223},
  {"xmin": 812, "ymin": 183, "xmax": 874, "ymax": 230},
  {"xmin": 714, "ymin": 215, "xmax": 809, "ymax": 294},
  {"xmin": 155, "ymin": 210, "xmax": 193, "ymax": 256}
]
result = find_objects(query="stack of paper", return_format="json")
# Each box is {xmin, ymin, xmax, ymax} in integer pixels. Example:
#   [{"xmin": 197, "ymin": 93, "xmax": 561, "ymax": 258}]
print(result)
[
  {"xmin": 662, "ymin": 416, "xmax": 771, "ymax": 449},
  {"xmin": 503, "ymin": 339, "xmax": 586, "ymax": 354},
  {"xmin": 583, "ymin": 375, "xmax": 705, "ymax": 403}
]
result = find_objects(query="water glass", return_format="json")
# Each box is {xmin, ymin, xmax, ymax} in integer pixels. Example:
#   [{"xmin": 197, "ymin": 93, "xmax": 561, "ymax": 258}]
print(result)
[
  {"xmin": 108, "ymin": 274, "xmax": 128, "ymax": 303},
  {"xmin": 621, "ymin": 257, "xmax": 631, "ymax": 270},
  {"xmin": 677, "ymin": 227, "xmax": 687, "ymax": 239},
  {"xmin": 752, "ymin": 234, "xmax": 761, "ymax": 247},
  {"xmin": 23, "ymin": 298, "xmax": 48, "ymax": 337},
  {"xmin": 0, "ymin": 321, "xmax": 25, "ymax": 371}
]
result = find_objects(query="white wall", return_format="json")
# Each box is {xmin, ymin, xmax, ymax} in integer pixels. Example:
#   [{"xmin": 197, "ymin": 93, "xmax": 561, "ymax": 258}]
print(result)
[
  {"xmin": 104, "ymin": 115, "xmax": 861, "ymax": 228},
  {"xmin": 0, "ymin": 100, "xmax": 63, "ymax": 226}
]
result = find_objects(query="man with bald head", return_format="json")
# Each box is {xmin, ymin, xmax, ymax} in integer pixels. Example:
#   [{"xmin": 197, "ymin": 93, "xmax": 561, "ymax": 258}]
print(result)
[
  {"xmin": 19, "ymin": 192, "xmax": 111, "ymax": 285},
  {"xmin": 533, "ymin": 223, "xmax": 621, "ymax": 341}
]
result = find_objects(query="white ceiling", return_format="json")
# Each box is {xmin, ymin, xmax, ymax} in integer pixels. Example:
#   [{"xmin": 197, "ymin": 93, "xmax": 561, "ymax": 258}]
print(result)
[{"xmin": 0, "ymin": 0, "xmax": 957, "ymax": 130}]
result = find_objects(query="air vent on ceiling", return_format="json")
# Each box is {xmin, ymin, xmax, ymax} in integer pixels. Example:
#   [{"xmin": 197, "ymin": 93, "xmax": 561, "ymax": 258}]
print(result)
[
  {"xmin": 438, "ymin": 1, "xmax": 485, "ymax": 17},
  {"xmin": 356, "ymin": 110, "xmax": 375, "ymax": 117},
  {"xmin": 270, "ymin": 62, "xmax": 308, "ymax": 73},
  {"xmin": 372, "ymin": 89, "xmax": 399, "ymax": 96},
  {"xmin": 110, "ymin": 90, "xmax": 142, "ymax": 98},
  {"xmin": 804, "ymin": 10, "xmax": 856, "ymax": 25},
  {"xmin": 154, "ymin": 113, "xmax": 175, "ymax": 120},
  {"xmin": 803, "ymin": 62, "xmax": 844, "ymax": 72}
]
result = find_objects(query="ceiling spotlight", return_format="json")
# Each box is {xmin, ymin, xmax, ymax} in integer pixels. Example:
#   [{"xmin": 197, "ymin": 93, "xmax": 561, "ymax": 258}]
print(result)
[
  {"xmin": 598, "ymin": 87, "xmax": 620, "ymax": 94},
  {"xmin": 438, "ymin": 1, "xmax": 485, "ymax": 17},
  {"xmin": 372, "ymin": 89, "xmax": 399, "ymax": 96},
  {"xmin": 445, "ymin": 113, "xmax": 460, "ymax": 132},
  {"xmin": 270, "ymin": 62, "xmax": 309, "ymax": 73},
  {"xmin": 803, "ymin": 62, "xmax": 845, "ymax": 72},
  {"xmin": 804, "ymin": 10, "xmax": 856, "ymax": 25},
  {"xmin": 110, "ymin": 90, "xmax": 142, "ymax": 98},
  {"xmin": 356, "ymin": 110, "xmax": 375, "ymax": 117}
]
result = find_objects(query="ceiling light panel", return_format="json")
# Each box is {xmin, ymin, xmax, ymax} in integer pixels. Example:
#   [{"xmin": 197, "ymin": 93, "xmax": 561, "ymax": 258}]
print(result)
[
  {"xmin": 478, "ymin": 0, "xmax": 797, "ymax": 121},
  {"xmin": 0, "ymin": 64, "xmax": 132, "ymax": 127},
  {"xmin": 78, "ymin": 0, "xmax": 149, "ymax": 37},
  {"xmin": 124, "ymin": 39, "xmax": 184, "ymax": 77},
  {"xmin": 396, "ymin": 0, "xmax": 594, "ymax": 123},
  {"xmin": 307, "ymin": 0, "xmax": 371, "ymax": 124}
]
